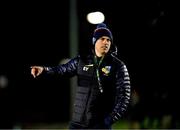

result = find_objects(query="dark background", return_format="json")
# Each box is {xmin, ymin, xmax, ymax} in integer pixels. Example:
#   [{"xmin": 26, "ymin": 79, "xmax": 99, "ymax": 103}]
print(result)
[{"xmin": 0, "ymin": 0, "xmax": 179, "ymax": 129}]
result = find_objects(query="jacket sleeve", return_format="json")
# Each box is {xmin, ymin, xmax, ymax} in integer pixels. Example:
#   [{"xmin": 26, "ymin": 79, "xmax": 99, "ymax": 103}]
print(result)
[
  {"xmin": 110, "ymin": 61, "xmax": 131, "ymax": 123},
  {"xmin": 44, "ymin": 55, "xmax": 79, "ymax": 77}
]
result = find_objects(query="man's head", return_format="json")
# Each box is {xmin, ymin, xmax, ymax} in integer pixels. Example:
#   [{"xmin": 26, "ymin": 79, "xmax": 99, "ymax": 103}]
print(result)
[
  {"xmin": 92, "ymin": 23, "xmax": 113, "ymax": 57},
  {"xmin": 92, "ymin": 23, "xmax": 113, "ymax": 45}
]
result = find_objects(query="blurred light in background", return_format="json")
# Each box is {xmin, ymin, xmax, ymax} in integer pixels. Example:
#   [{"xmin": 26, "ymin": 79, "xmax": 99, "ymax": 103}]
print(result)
[
  {"xmin": 87, "ymin": 11, "xmax": 105, "ymax": 24},
  {"xmin": 59, "ymin": 58, "xmax": 70, "ymax": 64},
  {"xmin": 0, "ymin": 75, "xmax": 8, "ymax": 89}
]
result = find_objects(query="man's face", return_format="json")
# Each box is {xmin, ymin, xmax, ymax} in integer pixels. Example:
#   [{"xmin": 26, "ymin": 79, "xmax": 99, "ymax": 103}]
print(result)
[{"xmin": 95, "ymin": 36, "xmax": 111, "ymax": 57}]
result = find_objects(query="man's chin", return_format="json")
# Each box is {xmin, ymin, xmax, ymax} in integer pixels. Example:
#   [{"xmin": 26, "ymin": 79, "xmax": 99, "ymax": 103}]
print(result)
[{"xmin": 102, "ymin": 51, "xmax": 109, "ymax": 55}]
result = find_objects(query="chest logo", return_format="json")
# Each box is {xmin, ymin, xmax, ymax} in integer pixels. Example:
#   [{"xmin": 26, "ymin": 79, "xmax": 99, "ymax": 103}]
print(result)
[
  {"xmin": 83, "ymin": 64, "xmax": 93, "ymax": 71},
  {"xmin": 102, "ymin": 66, "xmax": 111, "ymax": 76}
]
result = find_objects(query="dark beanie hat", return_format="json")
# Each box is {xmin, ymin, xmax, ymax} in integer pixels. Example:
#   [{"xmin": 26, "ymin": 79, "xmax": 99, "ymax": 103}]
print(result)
[{"xmin": 92, "ymin": 23, "xmax": 113, "ymax": 45}]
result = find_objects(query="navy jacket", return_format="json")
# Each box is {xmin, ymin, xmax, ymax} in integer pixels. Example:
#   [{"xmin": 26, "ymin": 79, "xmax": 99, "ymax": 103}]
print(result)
[{"xmin": 44, "ymin": 53, "xmax": 131, "ymax": 128}]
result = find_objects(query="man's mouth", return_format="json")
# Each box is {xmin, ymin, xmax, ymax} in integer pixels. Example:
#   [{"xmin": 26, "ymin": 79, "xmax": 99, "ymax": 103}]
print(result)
[{"xmin": 101, "ymin": 46, "xmax": 108, "ymax": 49}]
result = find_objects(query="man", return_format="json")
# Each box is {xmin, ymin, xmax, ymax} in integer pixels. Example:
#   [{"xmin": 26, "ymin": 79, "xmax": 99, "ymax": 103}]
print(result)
[{"xmin": 31, "ymin": 23, "xmax": 131, "ymax": 129}]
